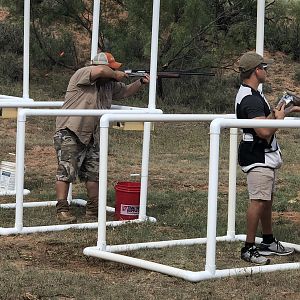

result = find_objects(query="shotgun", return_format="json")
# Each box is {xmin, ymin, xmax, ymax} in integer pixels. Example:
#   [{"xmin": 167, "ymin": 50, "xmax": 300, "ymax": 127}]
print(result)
[{"xmin": 124, "ymin": 69, "xmax": 215, "ymax": 78}]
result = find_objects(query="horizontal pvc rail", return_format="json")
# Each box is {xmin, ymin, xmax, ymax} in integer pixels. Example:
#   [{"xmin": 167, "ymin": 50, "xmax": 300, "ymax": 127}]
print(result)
[
  {"xmin": 0, "ymin": 217, "xmax": 157, "ymax": 236},
  {"xmin": 0, "ymin": 100, "xmax": 145, "ymax": 110},
  {"xmin": 83, "ymin": 247, "xmax": 300, "ymax": 282},
  {"xmin": 106, "ymin": 235, "xmax": 235, "ymax": 253},
  {"xmin": 105, "ymin": 234, "xmax": 300, "ymax": 253},
  {"xmin": 83, "ymin": 114, "xmax": 300, "ymax": 282},
  {"xmin": 0, "ymin": 189, "xmax": 30, "ymax": 197},
  {"xmin": 0, "ymin": 101, "xmax": 63, "ymax": 107},
  {"xmin": 17, "ymin": 108, "xmax": 162, "ymax": 120},
  {"xmin": 99, "ymin": 113, "xmax": 236, "ymax": 128},
  {"xmin": 0, "ymin": 95, "xmax": 32, "ymax": 100},
  {"xmin": 0, "ymin": 107, "xmax": 162, "ymax": 236}
]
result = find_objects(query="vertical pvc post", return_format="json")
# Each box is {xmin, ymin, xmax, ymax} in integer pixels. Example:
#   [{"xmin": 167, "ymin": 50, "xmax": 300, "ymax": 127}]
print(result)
[
  {"xmin": 97, "ymin": 125, "xmax": 109, "ymax": 250},
  {"xmin": 67, "ymin": 183, "xmax": 72, "ymax": 204},
  {"xmin": 23, "ymin": 0, "xmax": 30, "ymax": 100},
  {"xmin": 227, "ymin": 128, "xmax": 238, "ymax": 238},
  {"xmin": 139, "ymin": 123, "xmax": 151, "ymax": 220},
  {"xmin": 138, "ymin": 0, "xmax": 161, "ymax": 219},
  {"xmin": 91, "ymin": 0, "xmax": 101, "ymax": 60},
  {"xmin": 148, "ymin": 0, "xmax": 160, "ymax": 109},
  {"xmin": 256, "ymin": 0, "xmax": 265, "ymax": 56},
  {"xmin": 15, "ymin": 112, "xmax": 26, "ymax": 232},
  {"xmin": 205, "ymin": 129, "xmax": 221, "ymax": 275},
  {"xmin": 256, "ymin": 0, "xmax": 265, "ymax": 92}
]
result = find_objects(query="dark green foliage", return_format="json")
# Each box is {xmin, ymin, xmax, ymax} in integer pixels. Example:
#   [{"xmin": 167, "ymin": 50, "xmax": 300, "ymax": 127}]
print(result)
[
  {"xmin": 30, "ymin": 31, "xmax": 77, "ymax": 68},
  {"xmin": 1, "ymin": 0, "xmax": 300, "ymax": 110},
  {"xmin": 0, "ymin": 52, "xmax": 23, "ymax": 82},
  {"xmin": 265, "ymin": 0, "xmax": 300, "ymax": 61},
  {"xmin": 156, "ymin": 74, "xmax": 239, "ymax": 113},
  {"xmin": 0, "ymin": 22, "xmax": 23, "ymax": 82},
  {"xmin": 0, "ymin": 22, "xmax": 23, "ymax": 54}
]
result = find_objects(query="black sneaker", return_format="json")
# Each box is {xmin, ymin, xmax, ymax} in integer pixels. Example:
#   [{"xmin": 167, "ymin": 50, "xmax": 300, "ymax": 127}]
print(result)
[
  {"xmin": 241, "ymin": 245, "xmax": 270, "ymax": 265},
  {"xmin": 258, "ymin": 239, "xmax": 294, "ymax": 256}
]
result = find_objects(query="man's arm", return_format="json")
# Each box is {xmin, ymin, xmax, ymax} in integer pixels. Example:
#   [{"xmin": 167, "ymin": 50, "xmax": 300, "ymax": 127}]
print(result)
[
  {"xmin": 90, "ymin": 65, "xmax": 128, "ymax": 82},
  {"xmin": 122, "ymin": 74, "xmax": 150, "ymax": 98},
  {"xmin": 254, "ymin": 104, "xmax": 285, "ymax": 139},
  {"xmin": 287, "ymin": 105, "xmax": 300, "ymax": 113}
]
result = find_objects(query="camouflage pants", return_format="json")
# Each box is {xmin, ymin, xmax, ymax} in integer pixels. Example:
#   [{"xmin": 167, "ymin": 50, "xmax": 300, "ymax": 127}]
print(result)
[{"xmin": 53, "ymin": 128, "xmax": 99, "ymax": 183}]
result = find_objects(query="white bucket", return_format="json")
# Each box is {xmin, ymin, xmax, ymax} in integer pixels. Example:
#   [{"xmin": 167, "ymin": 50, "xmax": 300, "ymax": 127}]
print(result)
[{"xmin": 0, "ymin": 161, "xmax": 16, "ymax": 191}]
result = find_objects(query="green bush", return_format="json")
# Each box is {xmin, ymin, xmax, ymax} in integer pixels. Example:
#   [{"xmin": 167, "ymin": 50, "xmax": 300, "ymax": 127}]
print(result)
[
  {"xmin": 0, "ymin": 52, "xmax": 23, "ymax": 82},
  {"xmin": 0, "ymin": 22, "xmax": 23, "ymax": 82},
  {"xmin": 0, "ymin": 22, "xmax": 23, "ymax": 54},
  {"xmin": 158, "ymin": 74, "xmax": 239, "ymax": 113},
  {"xmin": 30, "ymin": 31, "xmax": 77, "ymax": 69}
]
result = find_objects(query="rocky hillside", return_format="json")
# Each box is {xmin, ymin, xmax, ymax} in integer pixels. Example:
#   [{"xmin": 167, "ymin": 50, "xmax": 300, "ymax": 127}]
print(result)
[{"xmin": 263, "ymin": 51, "xmax": 300, "ymax": 105}]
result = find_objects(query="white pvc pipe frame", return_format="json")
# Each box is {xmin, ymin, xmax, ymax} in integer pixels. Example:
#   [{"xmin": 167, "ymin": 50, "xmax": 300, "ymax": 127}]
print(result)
[
  {"xmin": 83, "ymin": 114, "xmax": 300, "ymax": 282},
  {"xmin": 4, "ymin": 0, "xmax": 292, "ymax": 281},
  {"xmin": 0, "ymin": 107, "xmax": 162, "ymax": 236},
  {"xmin": 0, "ymin": 102, "xmax": 146, "ymax": 199}
]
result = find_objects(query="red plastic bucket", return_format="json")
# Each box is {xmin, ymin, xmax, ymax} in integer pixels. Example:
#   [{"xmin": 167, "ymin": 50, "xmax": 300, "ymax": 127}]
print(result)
[{"xmin": 114, "ymin": 181, "xmax": 141, "ymax": 220}]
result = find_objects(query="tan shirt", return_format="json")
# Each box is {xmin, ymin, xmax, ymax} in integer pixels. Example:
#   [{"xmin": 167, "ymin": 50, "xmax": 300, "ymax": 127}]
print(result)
[{"xmin": 56, "ymin": 66, "xmax": 127, "ymax": 144}]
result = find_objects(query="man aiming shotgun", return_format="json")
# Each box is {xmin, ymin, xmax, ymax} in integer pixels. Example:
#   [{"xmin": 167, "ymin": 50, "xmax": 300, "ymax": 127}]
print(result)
[
  {"xmin": 125, "ymin": 69, "xmax": 215, "ymax": 97},
  {"xmin": 54, "ymin": 52, "xmax": 150, "ymax": 223}
]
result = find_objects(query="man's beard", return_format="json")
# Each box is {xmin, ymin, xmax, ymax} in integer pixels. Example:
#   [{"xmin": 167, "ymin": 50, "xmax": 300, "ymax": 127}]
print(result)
[{"xmin": 97, "ymin": 78, "xmax": 111, "ymax": 85}]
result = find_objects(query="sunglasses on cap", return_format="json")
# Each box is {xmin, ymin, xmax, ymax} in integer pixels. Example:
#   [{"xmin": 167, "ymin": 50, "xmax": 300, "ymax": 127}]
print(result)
[{"xmin": 258, "ymin": 64, "xmax": 268, "ymax": 71}]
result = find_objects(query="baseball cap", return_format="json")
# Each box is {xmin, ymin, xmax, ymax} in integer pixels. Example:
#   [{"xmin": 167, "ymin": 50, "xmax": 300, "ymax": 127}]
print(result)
[
  {"xmin": 239, "ymin": 52, "xmax": 273, "ymax": 73},
  {"xmin": 92, "ymin": 52, "xmax": 122, "ymax": 69}
]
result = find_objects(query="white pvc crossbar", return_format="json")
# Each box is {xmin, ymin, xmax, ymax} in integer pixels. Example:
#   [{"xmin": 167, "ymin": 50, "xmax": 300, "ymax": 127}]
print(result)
[
  {"xmin": 0, "ymin": 102, "xmax": 150, "ymax": 200},
  {"xmin": 83, "ymin": 114, "xmax": 300, "ymax": 282},
  {"xmin": 0, "ymin": 108, "xmax": 162, "ymax": 235}
]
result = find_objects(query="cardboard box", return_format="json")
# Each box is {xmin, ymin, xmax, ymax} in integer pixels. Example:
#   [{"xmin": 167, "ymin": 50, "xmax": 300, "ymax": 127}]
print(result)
[{"xmin": 112, "ymin": 121, "xmax": 154, "ymax": 131}]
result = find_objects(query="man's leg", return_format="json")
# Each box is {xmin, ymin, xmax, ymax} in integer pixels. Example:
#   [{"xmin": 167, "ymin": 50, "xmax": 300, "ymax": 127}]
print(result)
[
  {"xmin": 55, "ymin": 180, "xmax": 70, "ymax": 210},
  {"xmin": 53, "ymin": 129, "xmax": 82, "ymax": 223},
  {"xmin": 241, "ymin": 198, "xmax": 270, "ymax": 264},
  {"xmin": 260, "ymin": 199, "xmax": 273, "ymax": 235},
  {"xmin": 259, "ymin": 196, "xmax": 294, "ymax": 255},
  {"xmin": 241, "ymin": 168, "xmax": 271, "ymax": 264},
  {"xmin": 81, "ymin": 136, "xmax": 100, "ymax": 220},
  {"xmin": 55, "ymin": 180, "xmax": 77, "ymax": 223},
  {"xmin": 85, "ymin": 181, "xmax": 99, "ymax": 219},
  {"xmin": 245, "ymin": 199, "xmax": 265, "ymax": 243}
]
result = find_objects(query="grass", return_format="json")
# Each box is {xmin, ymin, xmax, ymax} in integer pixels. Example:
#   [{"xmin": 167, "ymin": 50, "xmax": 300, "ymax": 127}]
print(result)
[{"xmin": 1, "ymin": 83, "xmax": 300, "ymax": 299}]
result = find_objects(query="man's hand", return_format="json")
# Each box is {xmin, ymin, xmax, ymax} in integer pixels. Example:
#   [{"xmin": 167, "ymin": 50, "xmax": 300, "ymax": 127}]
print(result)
[
  {"xmin": 114, "ymin": 70, "xmax": 129, "ymax": 81},
  {"xmin": 273, "ymin": 103, "xmax": 285, "ymax": 119},
  {"xmin": 140, "ymin": 74, "xmax": 150, "ymax": 84},
  {"xmin": 287, "ymin": 105, "xmax": 300, "ymax": 113}
]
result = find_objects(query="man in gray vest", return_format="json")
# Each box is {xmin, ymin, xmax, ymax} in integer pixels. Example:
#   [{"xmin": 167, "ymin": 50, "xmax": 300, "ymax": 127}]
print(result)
[
  {"xmin": 54, "ymin": 52, "xmax": 150, "ymax": 223},
  {"xmin": 235, "ymin": 51, "xmax": 294, "ymax": 264}
]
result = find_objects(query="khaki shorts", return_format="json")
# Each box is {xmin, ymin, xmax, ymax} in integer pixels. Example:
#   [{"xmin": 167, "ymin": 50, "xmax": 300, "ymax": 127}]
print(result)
[
  {"xmin": 53, "ymin": 128, "xmax": 99, "ymax": 183},
  {"xmin": 246, "ymin": 167, "xmax": 276, "ymax": 201}
]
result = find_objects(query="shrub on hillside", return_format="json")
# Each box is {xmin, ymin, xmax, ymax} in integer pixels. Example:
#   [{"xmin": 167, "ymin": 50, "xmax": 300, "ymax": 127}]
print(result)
[
  {"xmin": 0, "ymin": 52, "xmax": 23, "ymax": 82},
  {"xmin": 159, "ymin": 74, "xmax": 239, "ymax": 113},
  {"xmin": 0, "ymin": 23, "xmax": 23, "ymax": 54}
]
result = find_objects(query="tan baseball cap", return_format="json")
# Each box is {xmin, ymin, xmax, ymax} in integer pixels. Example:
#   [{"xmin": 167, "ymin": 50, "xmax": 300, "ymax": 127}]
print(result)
[
  {"xmin": 239, "ymin": 52, "xmax": 273, "ymax": 73},
  {"xmin": 92, "ymin": 52, "xmax": 122, "ymax": 69}
]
